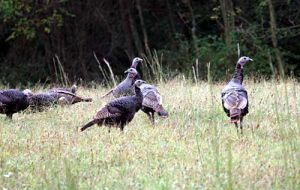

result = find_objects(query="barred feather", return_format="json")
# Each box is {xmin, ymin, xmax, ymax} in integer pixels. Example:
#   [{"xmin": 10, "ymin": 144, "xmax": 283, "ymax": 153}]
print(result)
[
  {"xmin": 223, "ymin": 91, "xmax": 247, "ymax": 110},
  {"xmin": 94, "ymin": 106, "xmax": 121, "ymax": 119}
]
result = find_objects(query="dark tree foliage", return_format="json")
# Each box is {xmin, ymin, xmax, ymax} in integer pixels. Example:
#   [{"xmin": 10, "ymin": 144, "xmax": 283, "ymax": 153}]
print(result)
[{"xmin": 0, "ymin": 0, "xmax": 299, "ymax": 85}]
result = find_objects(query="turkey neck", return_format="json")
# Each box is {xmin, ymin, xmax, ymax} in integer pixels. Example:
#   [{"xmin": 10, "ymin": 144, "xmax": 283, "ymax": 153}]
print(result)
[
  {"xmin": 126, "ymin": 73, "xmax": 136, "ymax": 81},
  {"xmin": 231, "ymin": 63, "xmax": 243, "ymax": 84},
  {"xmin": 131, "ymin": 61, "xmax": 139, "ymax": 69},
  {"xmin": 134, "ymin": 86, "xmax": 143, "ymax": 102}
]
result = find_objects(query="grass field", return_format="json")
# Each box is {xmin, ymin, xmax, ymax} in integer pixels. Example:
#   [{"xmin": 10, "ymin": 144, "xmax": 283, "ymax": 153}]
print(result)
[{"xmin": 0, "ymin": 78, "xmax": 299, "ymax": 189}]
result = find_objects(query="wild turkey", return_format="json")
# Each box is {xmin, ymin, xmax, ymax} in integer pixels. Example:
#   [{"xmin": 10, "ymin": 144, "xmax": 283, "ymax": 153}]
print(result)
[
  {"xmin": 140, "ymin": 82, "xmax": 168, "ymax": 125},
  {"xmin": 46, "ymin": 90, "xmax": 92, "ymax": 105},
  {"xmin": 130, "ymin": 57, "xmax": 143, "ymax": 80},
  {"xmin": 81, "ymin": 80, "xmax": 145, "ymax": 132},
  {"xmin": 0, "ymin": 89, "xmax": 30, "ymax": 119},
  {"xmin": 102, "ymin": 68, "xmax": 138, "ymax": 98},
  {"xmin": 27, "ymin": 90, "xmax": 92, "ymax": 111},
  {"xmin": 45, "ymin": 84, "xmax": 79, "ymax": 103},
  {"xmin": 221, "ymin": 56, "xmax": 253, "ymax": 134}
]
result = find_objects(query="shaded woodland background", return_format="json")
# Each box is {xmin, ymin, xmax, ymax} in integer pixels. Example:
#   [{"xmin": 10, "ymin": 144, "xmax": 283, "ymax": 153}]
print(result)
[{"xmin": 0, "ymin": 0, "xmax": 299, "ymax": 85}]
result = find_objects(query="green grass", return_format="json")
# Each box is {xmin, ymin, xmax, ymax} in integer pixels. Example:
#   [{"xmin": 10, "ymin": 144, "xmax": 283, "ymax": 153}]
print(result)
[{"xmin": 0, "ymin": 78, "xmax": 299, "ymax": 189}]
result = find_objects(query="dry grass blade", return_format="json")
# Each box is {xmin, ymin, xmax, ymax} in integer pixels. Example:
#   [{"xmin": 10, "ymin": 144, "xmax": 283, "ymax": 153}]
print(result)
[
  {"xmin": 237, "ymin": 43, "xmax": 240, "ymax": 58},
  {"xmin": 93, "ymin": 52, "xmax": 110, "ymax": 85},
  {"xmin": 54, "ymin": 54, "xmax": 69, "ymax": 86},
  {"xmin": 142, "ymin": 50, "xmax": 164, "ymax": 83},
  {"xmin": 192, "ymin": 66, "xmax": 198, "ymax": 85},
  {"xmin": 103, "ymin": 58, "xmax": 116, "ymax": 87}
]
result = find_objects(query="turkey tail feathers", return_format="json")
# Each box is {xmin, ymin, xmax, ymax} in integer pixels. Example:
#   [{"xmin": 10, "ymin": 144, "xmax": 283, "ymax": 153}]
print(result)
[
  {"xmin": 81, "ymin": 119, "xmax": 97, "ymax": 131},
  {"xmin": 223, "ymin": 91, "xmax": 247, "ymax": 110},
  {"xmin": 222, "ymin": 91, "xmax": 247, "ymax": 122},
  {"xmin": 229, "ymin": 108, "xmax": 241, "ymax": 122}
]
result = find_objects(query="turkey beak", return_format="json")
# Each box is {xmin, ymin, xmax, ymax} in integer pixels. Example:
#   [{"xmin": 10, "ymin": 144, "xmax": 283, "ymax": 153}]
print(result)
[
  {"xmin": 124, "ymin": 69, "xmax": 130, "ymax": 74},
  {"xmin": 249, "ymin": 58, "xmax": 253, "ymax": 61}
]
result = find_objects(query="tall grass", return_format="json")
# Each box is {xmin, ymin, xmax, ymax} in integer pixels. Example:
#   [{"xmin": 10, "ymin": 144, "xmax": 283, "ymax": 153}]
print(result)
[
  {"xmin": 142, "ymin": 50, "xmax": 164, "ymax": 83},
  {"xmin": 0, "ymin": 79, "xmax": 299, "ymax": 189},
  {"xmin": 53, "ymin": 55, "xmax": 70, "ymax": 86},
  {"xmin": 93, "ymin": 52, "xmax": 116, "ymax": 87}
]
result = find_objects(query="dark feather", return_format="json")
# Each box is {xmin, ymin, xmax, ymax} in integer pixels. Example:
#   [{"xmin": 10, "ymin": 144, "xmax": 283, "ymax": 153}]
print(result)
[
  {"xmin": 27, "ymin": 93, "xmax": 57, "ymax": 112},
  {"xmin": 0, "ymin": 89, "xmax": 29, "ymax": 119},
  {"xmin": 81, "ymin": 82, "xmax": 144, "ymax": 131}
]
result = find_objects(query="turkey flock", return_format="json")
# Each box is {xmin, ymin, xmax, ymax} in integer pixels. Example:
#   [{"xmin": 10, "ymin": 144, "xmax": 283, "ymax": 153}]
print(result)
[{"xmin": 0, "ymin": 56, "xmax": 252, "ymax": 134}]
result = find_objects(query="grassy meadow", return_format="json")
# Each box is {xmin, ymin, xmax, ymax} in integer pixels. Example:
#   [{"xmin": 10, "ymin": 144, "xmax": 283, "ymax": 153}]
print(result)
[{"xmin": 0, "ymin": 78, "xmax": 299, "ymax": 189}]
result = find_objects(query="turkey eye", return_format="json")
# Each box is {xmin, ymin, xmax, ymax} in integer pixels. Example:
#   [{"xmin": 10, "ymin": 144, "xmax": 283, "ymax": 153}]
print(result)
[{"xmin": 243, "ymin": 58, "xmax": 246, "ymax": 60}]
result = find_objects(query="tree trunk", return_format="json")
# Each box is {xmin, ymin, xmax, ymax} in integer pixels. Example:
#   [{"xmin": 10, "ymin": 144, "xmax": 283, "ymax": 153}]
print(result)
[
  {"xmin": 267, "ymin": 0, "xmax": 285, "ymax": 78},
  {"xmin": 129, "ymin": 4, "xmax": 144, "ymax": 55},
  {"xmin": 119, "ymin": 0, "xmax": 134, "ymax": 58},
  {"xmin": 166, "ymin": 0, "xmax": 176, "ymax": 49},
  {"xmin": 219, "ymin": 0, "xmax": 235, "ymax": 47},
  {"xmin": 186, "ymin": 0, "xmax": 198, "ymax": 55},
  {"xmin": 136, "ymin": 0, "xmax": 150, "ymax": 55},
  {"xmin": 129, "ymin": 8, "xmax": 143, "ymax": 56}
]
